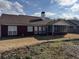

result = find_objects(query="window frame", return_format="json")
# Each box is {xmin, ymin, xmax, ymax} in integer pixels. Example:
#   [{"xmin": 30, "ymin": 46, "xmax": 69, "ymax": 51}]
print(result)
[
  {"xmin": 8, "ymin": 26, "xmax": 17, "ymax": 36},
  {"xmin": 27, "ymin": 26, "xmax": 33, "ymax": 32}
]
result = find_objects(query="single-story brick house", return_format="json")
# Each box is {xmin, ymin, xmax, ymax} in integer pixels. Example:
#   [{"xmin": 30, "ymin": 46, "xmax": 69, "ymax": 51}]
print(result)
[{"xmin": 0, "ymin": 13, "xmax": 79, "ymax": 37}]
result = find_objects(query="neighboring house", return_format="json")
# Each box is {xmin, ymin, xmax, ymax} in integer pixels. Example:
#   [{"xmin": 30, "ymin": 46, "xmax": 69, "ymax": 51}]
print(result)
[{"xmin": 0, "ymin": 13, "xmax": 79, "ymax": 38}]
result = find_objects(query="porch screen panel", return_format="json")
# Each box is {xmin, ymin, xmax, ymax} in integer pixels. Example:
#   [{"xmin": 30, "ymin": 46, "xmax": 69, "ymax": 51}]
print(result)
[
  {"xmin": 39, "ymin": 27, "xmax": 42, "ymax": 34},
  {"xmin": 42, "ymin": 27, "xmax": 45, "ymax": 31}
]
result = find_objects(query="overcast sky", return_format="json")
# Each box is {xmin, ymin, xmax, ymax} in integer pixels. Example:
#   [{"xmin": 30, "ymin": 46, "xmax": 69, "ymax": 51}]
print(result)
[{"xmin": 0, "ymin": 0, "xmax": 79, "ymax": 19}]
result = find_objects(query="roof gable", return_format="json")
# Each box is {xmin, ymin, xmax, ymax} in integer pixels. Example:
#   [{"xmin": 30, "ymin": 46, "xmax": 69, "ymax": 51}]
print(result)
[{"xmin": 53, "ymin": 20, "xmax": 70, "ymax": 26}]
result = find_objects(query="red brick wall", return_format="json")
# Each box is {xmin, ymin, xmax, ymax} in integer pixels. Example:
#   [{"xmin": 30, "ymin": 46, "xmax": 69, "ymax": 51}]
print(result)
[
  {"xmin": 1, "ymin": 25, "xmax": 8, "ymax": 37},
  {"xmin": 17, "ymin": 26, "xmax": 34, "ymax": 36},
  {"xmin": 17, "ymin": 26, "xmax": 27, "ymax": 36}
]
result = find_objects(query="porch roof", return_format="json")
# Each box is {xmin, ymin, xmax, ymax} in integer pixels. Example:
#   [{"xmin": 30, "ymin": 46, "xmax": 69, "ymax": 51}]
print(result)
[
  {"xmin": 28, "ymin": 20, "xmax": 72, "ymax": 26},
  {"xmin": 52, "ymin": 20, "xmax": 71, "ymax": 26},
  {"xmin": 28, "ymin": 20, "xmax": 52, "ymax": 26},
  {"xmin": 66, "ymin": 20, "xmax": 79, "ymax": 26}
]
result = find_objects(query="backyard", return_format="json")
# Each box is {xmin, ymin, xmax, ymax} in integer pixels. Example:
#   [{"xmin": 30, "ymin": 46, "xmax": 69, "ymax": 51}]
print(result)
[
  {"xmin": 0, "ymin": 33, "xmax": 79, "ymax": 59},
  {"xmin": 0, "ymin": 33, "xmax": 79, "ymax": 53}
]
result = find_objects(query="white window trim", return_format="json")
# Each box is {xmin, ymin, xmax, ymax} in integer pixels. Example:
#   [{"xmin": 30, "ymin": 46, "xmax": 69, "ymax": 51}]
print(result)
[
  {"xmin": 34, "ymin": 27, "xmax": 38, "ymax": 34},
  {"xmin": 27, "ymin": 26, "xmax": 33, "ymax": 32},
  {"xmin": 8, "ymin": 26, "xmax": 17, "ymax": 35}
]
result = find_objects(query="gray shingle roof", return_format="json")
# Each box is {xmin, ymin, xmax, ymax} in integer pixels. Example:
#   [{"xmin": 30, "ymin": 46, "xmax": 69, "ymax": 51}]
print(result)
[
  {"xmin": 68, "ymin": 20, "xmax": 79, "ymax": 26},
  {"xmin": 28, "ymin": 20, "xmax": 52, "ymax": 26},
  {"xmin": 0, "ymin": 14, "xmax": 79, "ymax": 27},
  {"xmin": 53, "ymin": 20, "xmax": 70, "ymax": 26},
  {"xmin": 0, "ymin": 14, "xmax": 42, "ymax": 25},
  {"xmin": 28, "ymin": 20, "xmax": 71, "ymax": 26}
]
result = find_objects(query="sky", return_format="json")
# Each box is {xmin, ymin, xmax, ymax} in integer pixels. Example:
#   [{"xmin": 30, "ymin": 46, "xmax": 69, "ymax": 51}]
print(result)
[{"xmin": 0, "ymin": 0, "xmax": 79, "ymax": 19}]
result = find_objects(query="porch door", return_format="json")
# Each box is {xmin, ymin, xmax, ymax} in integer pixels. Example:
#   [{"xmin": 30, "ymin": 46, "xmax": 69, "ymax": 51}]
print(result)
[
  {"xmin": 38, "ymin": 27, "xmax": 42, "ymax": 34},
  {"xmin": 34, "ymin": 26, "xmax": 38, "ymax": 34}
]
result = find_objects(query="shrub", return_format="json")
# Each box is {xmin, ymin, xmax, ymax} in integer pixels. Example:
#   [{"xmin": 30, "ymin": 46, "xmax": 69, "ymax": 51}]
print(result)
[
  {"xmin": 25, "ymin": 56, "xmax": 32, "ymax": 59},
  {"xmin": 15, "ymin": 55, "xmax": 20, "ymax": 59}
]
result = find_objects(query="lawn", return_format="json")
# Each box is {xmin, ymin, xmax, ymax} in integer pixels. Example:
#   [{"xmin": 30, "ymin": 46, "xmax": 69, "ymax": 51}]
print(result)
[{"xmin": 64, "ymin": 33, "xmax": 79, "ymax": 39}]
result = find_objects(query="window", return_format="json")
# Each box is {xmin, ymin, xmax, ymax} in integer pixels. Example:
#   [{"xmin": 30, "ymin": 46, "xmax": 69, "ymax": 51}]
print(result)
[
  {"xmin": 34, "ymin": 27, "xmax": 38, "ymax": 31},
  {"xmin": 39, "ymin": 27, "xmax": 42, "ymax": 31},
  {"xmin": 8, "ymin": 31, "xmax": 12, "ymax": 35},
  {"xmin": 27, "ymin": 26, "xmax": 33, "ymax": 32},
  {"xmin": 39, "ymin": 27, "xmax": 42, "ymax": 34},
  {"xmin": 34, "ymin": 27, "xmax": 38, "ymax": 34},
  {"xmin": 8, "ymin": 26, "xmax": 17, "ymax": 35},
  {"xmin": 13, "ymin": 31, "xmax": 17, "ymax": 35},
  {"xmin": 42, "ymin": 27, "xmax": 45, "ymax": 31}
]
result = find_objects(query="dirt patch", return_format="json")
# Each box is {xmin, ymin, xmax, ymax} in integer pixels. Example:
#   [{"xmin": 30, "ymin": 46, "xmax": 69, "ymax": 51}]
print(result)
[
  {"xmin": 0, "ymin": 34, "xmax": 79, "ymax": 53},
  {"xmin": 64, "ymin": 33, "xmax": 79, "ymax": 39},
  {"xmin": 0, "ymin": 37, "xmax": 41, "ymax": 53}
]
